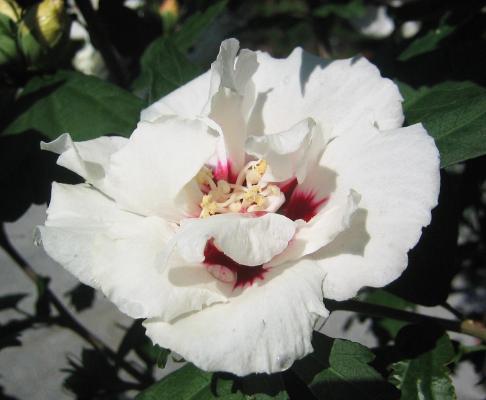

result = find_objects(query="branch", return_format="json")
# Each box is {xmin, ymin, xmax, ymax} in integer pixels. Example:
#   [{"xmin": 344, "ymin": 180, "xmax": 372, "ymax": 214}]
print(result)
[
  {"xmin": 325, "ymin": 299, "xmax": 486, "ymax": 342},
  {"xmin": 0, "ymin": 224, "xmax": 151, "ymax": 385}
]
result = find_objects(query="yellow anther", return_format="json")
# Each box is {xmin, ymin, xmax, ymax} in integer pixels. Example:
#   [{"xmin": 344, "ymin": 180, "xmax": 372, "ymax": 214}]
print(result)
[
  {"xmin": 256, "ymin": 159, "xmax": 267, "ymax": 175},
  {"xmin": 201, "ymin": 194, "xmax": 212, "ymax": 206},
  {"xmin": 243, "ymin": 186, "xmax": 260, "ymax": 202},
  {"xmin": 200, "ymin": 194, "xmax": 218, "ymax": 218},
  {"xmin": 255, "ymin": 196, "xmax": 266, "ymax": 207},
  {"xmin": 198, "ymin": 161, "xmax": 278, "ymax": 217}
]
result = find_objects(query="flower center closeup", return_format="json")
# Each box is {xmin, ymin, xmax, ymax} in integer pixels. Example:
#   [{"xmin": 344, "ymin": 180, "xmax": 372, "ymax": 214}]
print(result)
[
  {"xmin": 197, "ymin": 160, "xmax": 328, "ymax": 222},
  {"xmin": 197, "ymin": 160, "xmax": 284, "ymax": 218},
  {"xmin": 196, "ymin": 160, "xmax": 330, "ymax": 289}
]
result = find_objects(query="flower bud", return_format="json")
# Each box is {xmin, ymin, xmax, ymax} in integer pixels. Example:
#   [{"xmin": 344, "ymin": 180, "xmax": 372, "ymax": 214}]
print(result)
[
  {"xmin": 159, "ymin": 0, "xmax": 179, "ymax": 32},
  {"xmin": 0, "ymin": 0, "xmax": 21, "ymax": 22},
  {"xmin": 18, "ymin": 0, "xmax": 69, "ymax": 68}
]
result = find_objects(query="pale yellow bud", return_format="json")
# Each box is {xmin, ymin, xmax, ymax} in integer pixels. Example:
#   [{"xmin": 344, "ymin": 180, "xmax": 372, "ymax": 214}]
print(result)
[
  {"xmin": 159, "ymin": 0, "xmax": 179, "ymax": 32},
  {"xmin": 0, "ymin": 0, "xmax": 21, "ymax": 22},
  {"xmin": 159, "ymin": 0, "xmax": 179, "ymax": 16},
  {"xmin": 34, "ymin": 0, "xmax": 66, "ymax": 47}
]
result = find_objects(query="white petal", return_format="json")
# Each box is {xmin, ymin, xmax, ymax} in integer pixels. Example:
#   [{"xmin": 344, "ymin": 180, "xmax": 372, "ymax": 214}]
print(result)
[
  {"xmin": 249, "ymin": 49, "xmax": 403, "ymax": 137},
  {"xmin": 312, "ymin": 123, "xmax": 440, "ymax": 300},
  {"xmin": 140, "ymin": 71, "xmax": 212, "ymax": 122},
  {"xmin": 140, "ymin": 39, "xmax": 258, "ymax": 125},
  {"xmin": 269, "ymin": 189, "xmax": 361, "ymax": 266},
  {"xmin": 104, "ymin": 116, "xmax": 218, "ymax": 221},
  {"xmin": 41, "ymin": 133, "xmax": 127, "ymax": 191},
  {"xmin": 207, "ymin": 39, "xmax": 258, "ymax": 96},
  {"xmin": 164, "ymin": 213, "xmax": 296, "ymax": 267},
  {"xmin": 207, "ymin": 39, "xmax": 259, "ymax": 172},
  {"xmin": 245, "ymin": 118, "xmax": 325, "ymax": 183},
  {"xmin": 144, "ymin": 259, "xmax": 328, "ymax": 376},
  {"xmin": 39, "ymin": 183, "xmax": 226, "ymax": 319}
]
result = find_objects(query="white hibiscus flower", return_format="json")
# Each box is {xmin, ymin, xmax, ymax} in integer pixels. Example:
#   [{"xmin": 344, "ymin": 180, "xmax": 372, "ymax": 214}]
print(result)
[{"xmin": 38, "ymin": 38, "xmax": 440, "ymax": 376}]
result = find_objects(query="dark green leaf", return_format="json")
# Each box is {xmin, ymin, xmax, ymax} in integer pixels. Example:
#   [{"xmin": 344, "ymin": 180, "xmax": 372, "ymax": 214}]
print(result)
[
  {"xmin": 252, "ymin": 0, "xmax": 308, "ymax": 17},
  {"xmin": 135, "ymin": 364, "xmax": 239, "ymax": 400},
  {"xmin": 154, "ymin": 345, "xmax": 170, "ymax": 369},
  {"xmin": 136, "ymin": 364, "xmax": 286, "ymax": 400},
  {"xmin": 139, "ymin": 341, "xmax": 170, "ymax": 368},
  {"xmin": 399, "ymin": 23, "xmax": 455, "ymax": 61},
  {"xmin": 313, "ymin": 0, "xmax": 366, "ymax": 19},
  {"xmin": 5, "ymin": 70, "xmax": 143, "ymax": 140},
  {"xmin": 133, "ymin": 38, "xmax": 201, "ymax": 104},
  {"xmin": 172, "ymin": 1, "xmax": 227, "ymax": 52},
  {"xmin": 116, "ymin": 320, "xmax": 171, "ymax": 369},
  {"xmin": 293, "ymin": 333, "xmax": 398, "ymax": 400},
  {"xmin": 35, "ymin": 275, "xmax": 51, "ymax": 317},
  {"xmin": 390, "ymin": 332, "xmax": 456, "ymax": 400},
  {"xmin": 400, "ymin": 81, "xmax": 486, "ymax": 167},
  {"xmin": 0, "ymin": 14, "xmax": 19, "ymax": 65}
]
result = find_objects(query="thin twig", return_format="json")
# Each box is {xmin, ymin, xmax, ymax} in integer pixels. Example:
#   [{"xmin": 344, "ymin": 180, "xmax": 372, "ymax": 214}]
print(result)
[
  {"xmin": 441, "ymin": 301, "xmax": 465, "ymax": 320},
  {"xmin": 0, "ymin": 224, "xmax": 150, "ymax": 385},
  {"xmin": 326, "ymin": 299, "xmax": 486, "ymax": 342}
]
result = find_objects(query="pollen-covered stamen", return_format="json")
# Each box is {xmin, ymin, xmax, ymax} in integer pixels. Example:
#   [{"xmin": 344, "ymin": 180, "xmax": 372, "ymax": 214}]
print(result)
[{"xmin": 198, "ymin": 159, "xmax": 283, "ymax": 217}]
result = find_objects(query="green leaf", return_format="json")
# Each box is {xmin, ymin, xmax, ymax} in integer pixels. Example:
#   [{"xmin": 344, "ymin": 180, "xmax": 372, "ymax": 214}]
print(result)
[
  {"xmin": 0, "ymin": 14, "xmax": 19, "ymax": 65},
  {"xmin": 313, "ymin": 0, "xmax": 366, "ymax": 19},
  {"xmin": 390, "ymin": 333, "xmax": 456, "ymax": 400},
  {"xmin": 293, "ymin": 333, "xmax": 398, "ymax": 399},
  {"xmin": 172, "ymin": 0, "xmax": 227, "ymax": 52},
  {"xmin": 154, "ymin": 345, "xmax": 170, "ymax": 369},
  {"xmin": 133, "ymin": 38, "xmax": 201, "ymax": 104},
  {"xmin": 132, "ymin": 0, "xmax": 226, "ymax": 103},
  {"xmin": 399, "ymin": 23, "xmax": 455, "ymax": 61},
  {"xmin": 135, "ymin": 364, "xmax": 236, "ymax": 400},
  {"xmin": 136, "ymin": 364, "xmax": 286, "ymax": 400},
  {"xmin": 5, "ymin": 70, "xmax": 143, "ymax": 140},
  {"xmin": 400, "ymin": 80, "xmax": 486, "ymax": 167},
  {"xmin": 253, "ymin": 0, "xmax": 308, "ymax": 17}
]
